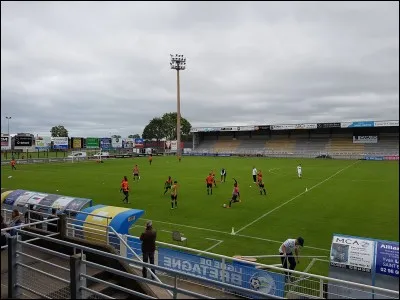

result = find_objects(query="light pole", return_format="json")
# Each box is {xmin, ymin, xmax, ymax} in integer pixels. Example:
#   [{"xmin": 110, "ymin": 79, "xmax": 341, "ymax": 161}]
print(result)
[
  {"xmin": 170, "ymin": 54, "xmax": 186, "ymax": 157},
  {"xmin": 5, "ymin": 116, "xmax": 11, "ymax": 136}
]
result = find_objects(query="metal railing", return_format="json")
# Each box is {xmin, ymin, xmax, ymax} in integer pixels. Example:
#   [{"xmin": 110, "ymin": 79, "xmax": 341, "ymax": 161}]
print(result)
[
  {"xmin": 64, "ymin": 215, "xmax": 399, "ymax": 300},
  {"xmin": 6, "ymin": 228, "xmax": 285, "ymax": 299},
  {"xmin": 3, "ymin": 213, "xmax": 399, "ymax": 299}
]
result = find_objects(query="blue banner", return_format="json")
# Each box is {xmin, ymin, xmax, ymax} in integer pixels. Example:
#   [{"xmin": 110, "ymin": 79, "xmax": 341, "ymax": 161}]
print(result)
[
  {"xmin": 134, "ymin": 138, "xmax": 144, "ymax": 148},
  {"xmin": 126, "ymin": 236, "xmax": 142, "ymax": 257},
  {"xmin": 365, "ymin": 156, "xmax": 384, "ymax": 161},
  {"xmin": 375, "ymin": 241, "xmax": 399, "ymax": 277},
  {"xmin": 341, "ymin": 121, "xmax": 375, "ymax": 128},
  {"xmin": 158, "ymin": 247, "xmax": 284, "ymax": 298},
  {"xmin": 100, "ymin": 138, "xmax": 112, "ymax": 150}
]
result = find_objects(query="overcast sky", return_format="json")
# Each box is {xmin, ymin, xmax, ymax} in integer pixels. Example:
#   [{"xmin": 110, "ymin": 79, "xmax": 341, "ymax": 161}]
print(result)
[{"xmin": 1, "ymin": 1, "xmax": 399, "ymax": 137}]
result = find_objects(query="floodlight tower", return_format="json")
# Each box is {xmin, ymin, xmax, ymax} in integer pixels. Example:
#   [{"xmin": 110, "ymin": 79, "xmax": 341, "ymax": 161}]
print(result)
[
  {"xmin": 170, "ymin": 54, "xmax": 186, "ymax": 157},
  {"xmin": 5, "ymin": 116, "xmax": 11, "ymax": 135}
]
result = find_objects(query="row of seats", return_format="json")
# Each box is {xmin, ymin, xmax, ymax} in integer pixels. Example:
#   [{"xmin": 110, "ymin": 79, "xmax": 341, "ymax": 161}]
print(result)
[{"xmin": 195, "ymin": 137, "xmax": 399, "ymax": 155}]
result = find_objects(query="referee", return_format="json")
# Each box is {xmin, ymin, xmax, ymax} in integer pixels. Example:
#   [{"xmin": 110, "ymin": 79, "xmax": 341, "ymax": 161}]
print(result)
[{"xmin": 279, "ymin": 237, "xmax": 304, "ymax": 282}]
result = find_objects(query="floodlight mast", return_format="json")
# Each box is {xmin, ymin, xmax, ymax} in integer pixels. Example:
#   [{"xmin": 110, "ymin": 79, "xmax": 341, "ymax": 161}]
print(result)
[
  {"xmin": 170, "ymin": 54, "xmax": 186, "ymax": 157},
  {"xmin": 5, "ymin": 116, "xmax": 11, "ymax": 136}
]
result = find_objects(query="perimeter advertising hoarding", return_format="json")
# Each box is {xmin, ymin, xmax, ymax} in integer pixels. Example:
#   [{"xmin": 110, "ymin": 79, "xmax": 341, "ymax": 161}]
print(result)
[
  {"xmin": 158, "ymin": 247, "xmax": 285, "ymax": 298},
  {"xmin": 294, "ymin": 123, "xmax": 317, "ymax": 129},
  {"xmin": 86, "ymin": 137, "xmax": 99, "ymax": 149},
  {"xmin": 35, "ymin": 136, "xmax": 51, "ymax": 150},
  {"xmin": 72, "ymin": 137, "xmax": 83, "ymax": 149},
  {"xmin": 353, "ymin": 136, "xmax": 378, "ymax": 144},
  {"xmin": 271, "ymin": 124, "xmax": 296, "ymax": 130},
  {"xmin": 328, "ymin": 234, "xmax": 399, "ymax": 299},
  {"xmin": 53, "ymin": 137, "xmax": 68, "ymax": 149},
  {"xmin": 317, "ymin": 123, "xmax": 341, "ymax": 128},
  {"xmin": 15, "ymin": 136, "xmax": 33, "ymax": 147},
  {"xmin": 112, "ymin": 137, "xmax": 122, "ymax": 148},
  {"xmin": 100, "ymin": 138, "xmax": 112, "ymax": 150},
  {"xmin": 1, "ymin": 136, "xmax": 11, "ymax": 150},
  {"xmin": 340, "ymin": 121, "xmax": 375, "ymax": 128},
  {"xmin": 134, "ymin": 138, "xmax": 144, "ymax": 148},
  {"xmin": 123, "ymin": 138, "xmax": 134, "ymax": 148},
  {"xmin": 374, "ymin": 121, "xmax": 399, "ymax": 127}
]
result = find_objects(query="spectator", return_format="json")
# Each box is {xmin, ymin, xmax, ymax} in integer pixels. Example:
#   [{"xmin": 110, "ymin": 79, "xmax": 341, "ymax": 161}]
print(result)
[
  {"xmin": 279, "ymin": 237, "xmax": 304, "ymax": 282},
  {"xmin": 8, "ymin": 209, "xmax": 22, "ymax": 236},
  {"xmin": 140, "ymin": 220, "xmax": 157, "ymax": 279},
  {"xmin": 1, "ymin": 215, "xmax": 10, "ymax": 249}
]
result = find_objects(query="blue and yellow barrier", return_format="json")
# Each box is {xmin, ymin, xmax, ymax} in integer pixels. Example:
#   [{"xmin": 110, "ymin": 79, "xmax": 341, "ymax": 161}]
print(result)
[{"xmin": 74, "ymin": 205, "xmax": 144, "ymax": 243}]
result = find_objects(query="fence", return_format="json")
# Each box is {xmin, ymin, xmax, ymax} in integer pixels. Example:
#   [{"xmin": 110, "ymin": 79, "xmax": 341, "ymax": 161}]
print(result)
[
  {"xmin": 63, "ymin": 214, "xmax": 399, "ymax": 299},
  {"xmin": 3, "ymin": 220, "xmax": 285, "ymax": 299},
  {"xmin": 2, "ymin": 210, "xmax": 399, "ymax": 299}
]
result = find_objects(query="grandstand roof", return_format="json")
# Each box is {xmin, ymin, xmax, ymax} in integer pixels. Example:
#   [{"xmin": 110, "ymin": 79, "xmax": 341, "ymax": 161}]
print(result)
[{"xmin": 191, "ymin": 120, "xmax": 399, "ymax": 133}]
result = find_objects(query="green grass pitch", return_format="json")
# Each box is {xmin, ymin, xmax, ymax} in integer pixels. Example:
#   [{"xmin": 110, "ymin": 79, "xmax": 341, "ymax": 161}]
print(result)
[{"xmin": 1, "ymin": 156, "xmax": 398, "ymax": 276}]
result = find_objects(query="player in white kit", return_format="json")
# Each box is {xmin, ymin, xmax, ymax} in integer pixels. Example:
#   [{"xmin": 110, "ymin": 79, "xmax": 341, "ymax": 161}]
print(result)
[{"xmin": 297, "ymin": 164, "xmax": 302, "ymax": 178}]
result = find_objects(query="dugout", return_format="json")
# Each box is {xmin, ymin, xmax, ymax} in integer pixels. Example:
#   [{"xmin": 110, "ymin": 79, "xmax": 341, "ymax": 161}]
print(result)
[
  {"xmin": 1, "ymin": 188, "xmax": 93, "ymax": 218},
  {"xmin": 73, "ymin": 205, "xmax": 144, "ymax": 244}
]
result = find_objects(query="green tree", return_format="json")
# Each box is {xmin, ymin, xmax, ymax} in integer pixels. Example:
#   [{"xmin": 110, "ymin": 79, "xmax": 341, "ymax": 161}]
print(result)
[
  {"xmin": 128, "ymin": 134, "xmax": 141, "ymax": 139},
  {"xmin": 142, "ymin": 118, "xmax": 166, "ymax": 141},
  {"xmin": 161, "ymin": 112, "xmax": 192, "ymax": 140},
  {"xmin": 50, "ymin": 125, "xmax": 68, "ymax": 137}
]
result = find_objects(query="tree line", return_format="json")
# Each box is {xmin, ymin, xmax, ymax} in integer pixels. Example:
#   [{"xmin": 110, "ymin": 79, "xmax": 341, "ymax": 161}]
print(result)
[{"xmin": 49, "ymin": 112, "xmax": 192, "ymax": 141}]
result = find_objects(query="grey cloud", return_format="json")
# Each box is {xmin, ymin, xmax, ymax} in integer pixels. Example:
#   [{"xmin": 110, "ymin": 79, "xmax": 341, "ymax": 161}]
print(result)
[{"xmin": 1, "ymin": 1, "xmax": 398, "ymax": 137}]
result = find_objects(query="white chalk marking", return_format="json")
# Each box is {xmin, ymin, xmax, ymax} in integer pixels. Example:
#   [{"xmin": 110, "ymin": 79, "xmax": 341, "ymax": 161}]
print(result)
[{"xmin": 235, "ymin": 161, "xmax": 359, "ymax": 234}]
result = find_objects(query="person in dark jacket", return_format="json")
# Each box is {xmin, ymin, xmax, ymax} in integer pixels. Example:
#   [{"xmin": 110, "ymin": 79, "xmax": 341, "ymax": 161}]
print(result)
[
  {"xmin": 1, "ymin": 215, "xmax": 9, "ymax": 249},
  {"xmin": 140, "ymin": 220, "xmax": 157, "ymax": 279}
]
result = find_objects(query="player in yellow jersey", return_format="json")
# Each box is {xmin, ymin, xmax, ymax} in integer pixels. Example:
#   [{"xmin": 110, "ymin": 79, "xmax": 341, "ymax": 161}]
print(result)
[{"xmin": 171, "ymin": 181, "xmax": 178, "ymax": 209}]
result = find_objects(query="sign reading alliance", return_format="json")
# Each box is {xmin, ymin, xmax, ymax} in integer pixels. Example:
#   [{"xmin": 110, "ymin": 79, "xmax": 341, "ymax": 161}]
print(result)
[{"xmin": 375, "ymin": 241, "xmax": 399, "ymax": 277}]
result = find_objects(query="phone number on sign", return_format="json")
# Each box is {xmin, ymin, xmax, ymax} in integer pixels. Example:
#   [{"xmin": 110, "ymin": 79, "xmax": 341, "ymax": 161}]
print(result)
[{"xmin": 380, "ymin": 267, "xmax": 399, "ymax": 275}]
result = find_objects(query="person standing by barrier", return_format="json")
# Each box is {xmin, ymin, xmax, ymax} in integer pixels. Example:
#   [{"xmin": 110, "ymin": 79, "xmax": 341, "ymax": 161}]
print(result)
[
  {"xmin": 279, "ymin": 237, "xmax": 304, "ymax": 282},
  {"xmin": 8, "ymin": 209, "xmax": 22, "ymax": 236},
  {"xmin": 140, "ymin": 220, "xmax": 157, "ymax": 279}
]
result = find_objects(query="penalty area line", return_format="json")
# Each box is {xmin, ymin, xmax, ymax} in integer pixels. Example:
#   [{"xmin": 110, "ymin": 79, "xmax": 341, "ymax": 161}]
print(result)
[
  {"xmin": 138, "ymin": 218, "xmax": 329, "ymax": 252},
  {"xmin": 235, "ymin": 160, "xmax": 360, "ymax": 235}
]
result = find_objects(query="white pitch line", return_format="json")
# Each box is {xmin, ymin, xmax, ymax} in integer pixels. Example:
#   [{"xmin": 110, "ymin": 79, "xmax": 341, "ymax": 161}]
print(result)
[
  {"xmin": 290, "ymin": 258, "xmax": 317, "ymax": 288},
  {"xmin": 235, "ymin": 160, "xmax": 359, "ymax": 234},
  {"xmin": 138, "ymin": 218, "xmax": 330, "ymax": 252},
  {"xmin": 202, "ymin": 238, "xmax": 224, "ymax": 253}
]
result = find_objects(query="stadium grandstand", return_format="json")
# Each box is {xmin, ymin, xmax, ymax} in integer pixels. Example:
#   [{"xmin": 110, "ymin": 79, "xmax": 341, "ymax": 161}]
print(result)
[{"xmin": 191, "ymin": 120, "xmax": 399, "ymax": 160}]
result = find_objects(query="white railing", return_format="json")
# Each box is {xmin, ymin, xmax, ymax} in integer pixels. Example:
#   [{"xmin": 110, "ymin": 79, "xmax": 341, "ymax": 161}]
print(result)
[
  {"xmin": 4, "ymin": 209, "xmax": 399, "ymax": 299},
  {"xmin": 63, "ymin": 215, "xmax": 399, "ymax": 299}
]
